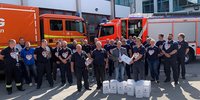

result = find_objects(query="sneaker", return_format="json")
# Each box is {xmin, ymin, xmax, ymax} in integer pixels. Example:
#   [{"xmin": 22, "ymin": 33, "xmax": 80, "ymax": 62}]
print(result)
[
  {"xmin": 85, "ymin": 88, "xmax": 92, "ymax": 91},
  {"xmin": 29, "ymin": 83, "xmax": 33, "ymax": 86}
]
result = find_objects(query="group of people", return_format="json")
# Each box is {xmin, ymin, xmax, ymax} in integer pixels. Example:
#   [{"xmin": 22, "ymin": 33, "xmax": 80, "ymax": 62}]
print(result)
[{"xmin": 0, "ymin": 32, "xmax": 189, "ymax": 95}]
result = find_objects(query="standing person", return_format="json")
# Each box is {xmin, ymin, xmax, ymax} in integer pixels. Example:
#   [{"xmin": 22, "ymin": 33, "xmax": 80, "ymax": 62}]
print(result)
[
  {"xmin": 91, "ymin": 38, "xmax": 99, "ymax": 51},
  {"xmin": 20, "ymin": 41, "xmax": 37, "ymax": 86},
  {"xmin": 177, "ymin": 33, "xmax": 189, "ymax": 79},
  {"xmin": 92, "ymin": 41, "xmax": 108, "ymax": 90},
  {"xmin": 59, "ymin": 41, "xmax": 73, "ymax": 86},
  {"xmin": 130, "ymin": 37, "xmax": 146, "ymax": 81},
  {"xmin": 104, "ymin": 39, "xmax": 110, "ymax": 52},
  {"xmin": 112, "ymin": 41, "xmax": 127, "ymax": 82},
  {"xmin": 69, "ymin": 40, "xmax": 77, "ymax": 54},
  {"xmin": 16, "ymin": 37, "xmax": 29, "ymax": 84},
  {"xmin": 52, "ymin": 41, "xmax": 62, "ymax": 81},
  {"xmin": 82, "ymin": 39, "xmax": 92, "ymax": 55},
  {"xmin": 162, "ymin": 34, "xmax": 179, "ymax": 85},
  {"xmin": 146, "ymin": 39, "xmax": 160, "ymax": 83},
  {"xmin": 144, "ymin": 38, "xmax": 151, "ymax": 77},
  {"xmin": 1, "ymin": 39, "xmax": 25, "ymax": 95},
  {"xmin": 127, "ymin": 36, "xmax": 133, "ymax": 45},
  {"xmin": 156, "ymin": 34, "xmax": 166, "ymax": 75},
  {"xmin": 107, "ymin": 39, "xmax": 116, "ymax": 77},
  {"xmin": 121, "ymin": 39, "xmax": 132, "ymax": 79},
  {"xmin": 71, "ymin": 44, "xmax": 91, "ymax": 92},
  {"xmin": 34, "ymin": 39, "xmax": 54, "ymax": 89}
]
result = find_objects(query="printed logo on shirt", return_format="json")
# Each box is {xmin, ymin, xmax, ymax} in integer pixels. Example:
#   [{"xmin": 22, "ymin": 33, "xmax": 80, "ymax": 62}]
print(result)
[
  {"xmin": 178, "ymin": 45, "xmax": 181, "ymax": 49},
  {"xmin": 72, "ymin": 49, "xmax": 76, "ymax": 53},
  {"xmin": 164, "ymin": 43, "xmax": 171, "ymax": 50},
  {"xmin": 133, "ymin": 53, "xmax": 139, "ymax": 58},
  {"xmin": 42, "ymin": 51, "xmax": 48, "ymax": 58},
  {"xmin": 148, "ymin": 50, "xmax": 155, "ymax": 55},
  {"xmin": 55, "ymin": 52, "xmax": 59, "ymax": 57},
  {"xmin": 26, "ymin": 55, "xmax": 32, "ymax": 60},
  {"xmin": 10, "ymin": 52, "xmax": 18, "ymax": 59},
  {"xmin": 62, "ymin": 52, "xmax": 68, "ymax": 59}
]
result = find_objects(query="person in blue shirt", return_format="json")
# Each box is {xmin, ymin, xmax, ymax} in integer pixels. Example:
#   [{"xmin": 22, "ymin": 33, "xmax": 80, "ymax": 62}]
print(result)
[
  {"xmin": 20, "ymin": 41, "xmax": 37, "ymax": 86},
  {"xmin": 130, "ymin": 37, "xmax": 146, "ymax": 81},
  {"xmin": 146, "ymin": 39, "xmax": 161, "ymax": 83},
  {"xmin": 162, "ymin": 34, "xmax": 179, "ymax": 85}
]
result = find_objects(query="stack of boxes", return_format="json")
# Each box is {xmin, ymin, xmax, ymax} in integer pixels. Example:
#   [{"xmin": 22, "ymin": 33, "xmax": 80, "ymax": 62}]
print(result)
[{"xmin": 102, "ymin": 80, "xmax": 151, "ymax": 98}]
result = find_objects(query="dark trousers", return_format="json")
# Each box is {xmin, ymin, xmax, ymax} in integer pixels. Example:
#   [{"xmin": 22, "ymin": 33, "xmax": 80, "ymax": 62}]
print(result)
[
  {"xmin": 148, "ymin": 59, "xmax": 159, "ymax": 80},
  {"xmin": 20, "ymin": 61, "xmax": 29, "ymax": 84},
  {"xmin": 125, "ymin": 64, "xmax": 131, "ymax": 79},
  {"xmin": 108, "ymin": 59, "xmax": 114, "ymax": 77},
  {"xmin": 157, "ymin": 57, "xmax": 162, "ymax": 75},
  {"xmin": 163, "ymin": 58, "xmax": 178, "ymax": 82},
  {"xmin": 60, "ymin": 62, "xmax": 73, "ymax": 84},
  {"xmin": 52, "ymin": 62, "xmax": 61, "ymax": 81},
  {"xmin": 25, "ymin": 64, "xmax": 37, "ymax": 84},
  {"xmin": 177, "ymin": 56, "xmax": 186, "ymax": 78},
  {"xmin": 37, "ymin": 62, "xmax": 53, "ymax": 88},
  {"xmin": 76, "ymin": 68, "xmax": 89, "ymax": 91},
  {"xmin": 5, "ymin": 62, "xmax": 22, "ymax": 92},
  {"xmin": 132, "ymin": 61, "xmax": 145, "ymax": 81},
  {"xmin": 145, "ymin": 57, "xmax": 149, "ymax": 76},
  {"xmin": 94, "ymin": 64, "xmax": 105, "ymax": 88}
]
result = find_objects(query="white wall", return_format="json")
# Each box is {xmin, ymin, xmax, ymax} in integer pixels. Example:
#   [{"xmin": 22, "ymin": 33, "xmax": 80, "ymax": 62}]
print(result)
[
  {"xmin": 81, "ymin": 0, "xmax": 111, "ymax": 15},
  {"xmin": 26, "ymin": 0, "xmax": 77, "ymax": 11},
  {"xmin": 115, "ymin": 5, "xmax": 130, "ymax": 17},
  {"xmin": 0, "ymin": 0, "xmax": 21, "ymax": 5}
]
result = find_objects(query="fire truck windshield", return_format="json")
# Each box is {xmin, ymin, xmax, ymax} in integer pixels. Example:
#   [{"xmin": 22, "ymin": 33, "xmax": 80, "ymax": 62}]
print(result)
[
  {"xmin": 66, "ymin": 20, "xmax": 84, "ymax": 33},
  {"xmin": 128, "ymin": 19, "xmax": 142, "ymax": 37},
  {"xmin": 99, "ymin": 26, "xmax": 114, "ymax": 37}
]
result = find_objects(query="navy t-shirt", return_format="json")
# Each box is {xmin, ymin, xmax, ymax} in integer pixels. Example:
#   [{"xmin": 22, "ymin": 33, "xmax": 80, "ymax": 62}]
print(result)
[
  {"xmin": 59, "ymin": 47, "xmax": 72, "ymax": 62},
  {"xmin": 156, "ymin": 40, "xmax": 166, "ymax": 49},
  {"xmin": 34, "ymin": 46, "xmax": 50, "ymax": 63},
  {"xmin": 92, "ymin": 48, "xmax": 108, "ymax": 65},
  {"xmin": 146, "ymin": 46, "xmax": 160, "ymax": 61},
  {"xmin": 71, "ymin": 51, "xmax": 87, "ymax": 69},
  {"xmin": 82, "ymin": 44, "xmax": 92, "ymax": 54},
  {"xmin": 132, "ymin": 45, "xmax": 146, "ymax": 62},
  {"xmin": 177, "ymin": 40, "xmax": 189, "ymax": 57},
  {"xmin": 162, "ymin": 40, "xmax": 178, "ymax": 59}
]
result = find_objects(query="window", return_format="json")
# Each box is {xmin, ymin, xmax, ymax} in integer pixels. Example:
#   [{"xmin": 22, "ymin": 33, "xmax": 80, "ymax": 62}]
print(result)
[
  {"xmin": 66, "ymin": 20, "xmax": 84, "ymax": 33},
  {"xmin": 121, "ymin": 20, "xmax": 127, "ymax": 38},
  {"xmin": 50, "ymin": 20, "xmax": 63, "ymax": 31},
  {"xmin": 128, "ymin": 20, "xmax": 142, "ymax": 37},
  {"xmin": 100, "ymin": 26, "xmax": 114, "ymax": 37}
]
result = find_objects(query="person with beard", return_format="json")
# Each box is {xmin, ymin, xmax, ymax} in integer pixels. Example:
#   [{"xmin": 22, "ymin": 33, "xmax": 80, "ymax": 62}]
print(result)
[
  {"xmin": 16, "ymin": 37, "xmax": 29, "ymax": 84},
  {"xmin": 34, "ymin": 39, "xmax": 54, "ymax": 89},
  {"xmin": 20, "ymin": 41, "xmax": 37, "ymax": 86},
  {"xmin": 130, "ymin": 37, "xmax": 146, "ymax": 81},
  {"xmin": 156, "ymin": 34, "xmax": 166, "ymax": 75},
  {"xmin": 52, "ymin": 41, "xmax": 62, "ymax": 81},
  {"xmin": 177, "ymin": 33, "xmax": 189, "ymax": 79},
  {"xmin": 1, "ymin": 39, "xmax": 25, "ymax": 95},
  {"xmin": 92, "ymin": 41, "xmax": 108, "ymax": 90},
  {"xmin": 58, "ymin": 41, "xmax": 73, "ymax": 86},
  {"xmin": 121, "ymin": 39, "xmax": 132, "ymax": 79},
  {"xmin": 162, "ymin": 34, "xmax": 179, "ymax": 85},
  {"xmin": 71, "ymin": 44, "xmax": 91, "ymax": 92}
]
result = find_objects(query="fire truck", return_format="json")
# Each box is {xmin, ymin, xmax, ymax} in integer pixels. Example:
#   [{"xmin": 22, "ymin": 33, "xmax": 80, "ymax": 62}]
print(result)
[
  {"xmin": 98, "ymin": 13, "xmax": 200, "ymax": 63},
  {"xmin": 0, "ymin": 3, "xmax": 87, "ymax": 74}
]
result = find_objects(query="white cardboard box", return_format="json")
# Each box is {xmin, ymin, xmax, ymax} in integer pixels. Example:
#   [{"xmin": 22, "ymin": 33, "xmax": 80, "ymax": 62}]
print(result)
[
  {"xmin": 103, "ymin": 80, "xmax": 110, "ymax": 94},
  {"xmin": 123, "ymin": 81, "xmax": 128, "ymax": 94},
  {"xmin": 143, "ymin": 80, "xmax": 151, "ymax": 97},
  {"xmin": 110, "ymin": 79, "xmax": 118, "ymax": 94},
  {"xmin": 127, "ymin": 80, "xmax": 135, "ymax": 96},
  {"xmin": 135, "ymin": 81, "xmax": 144, "ymax": 98},
  {"xmin": 117, "ymin": 81, "xmax": 125, "ymax": 94}
]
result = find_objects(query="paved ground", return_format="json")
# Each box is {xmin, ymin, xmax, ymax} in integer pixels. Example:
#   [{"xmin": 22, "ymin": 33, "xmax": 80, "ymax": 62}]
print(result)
[{"xmin": 0, "ymin": 58, "xmax": 200, "ymax": 100}]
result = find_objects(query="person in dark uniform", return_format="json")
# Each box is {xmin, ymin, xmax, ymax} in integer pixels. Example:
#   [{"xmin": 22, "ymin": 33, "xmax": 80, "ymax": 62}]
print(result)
[
  {"xmin": 144, "ymin": 38, "xmax": 151, "ymax": 77},
  {"xmin": 107, "ymin": 39, "xmax": 116, "ymax": 77},
  {"xmin": 68, "ymin": 40, "xmax": 77, "ymax": 54},
  {"xmin": 130, "ymin": 37, "xmax": 146, "ymax": 81},
  {"xmin": 104, "ymin": 39, "xmax": 110, "ymax": 52},
  {"xmin": 121, "ymin": 39, "xmax": 132, "ymax": 79},
  {"xmin": 146, "ymin": 39, "xmax": 161, "ymax": 83},
  {"xmin": 82, "ymin": 39, "xmax": 92, "ymax": 54},
  {"xmin": 91, "ymin": 38, "xmax": 99, "ymax": 51},
  {"xmin": 58, "ymin": 41, "xmax": 73, "ymax": 86},
  {"xmin": 92, "ymin": 41, "xmax": 108, "ymax": 90},
  {"xmin": 52, "ymin": 41, "xmax": 62, "ymax": 81},
  {"xmin": 162, "ymin": 34, "xmax": 179, "ymax": 85},
  {"xmin": 71, "ymin": 44, "xmax": 92, "ymax": 92},
  {"xmin": 177, "ymin": 33, "xmax": 189, "ymax": 79},
  {"xmin": 34, "ymin": 39, "xmax": 54, "ymax": 89},
  {"xmin": 1, "ymin": 39, "xmax": 25, "ymax": 95},
  {"xmin": 156, "ymin": 33, "xmax": 166, "ymax": 75}
]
